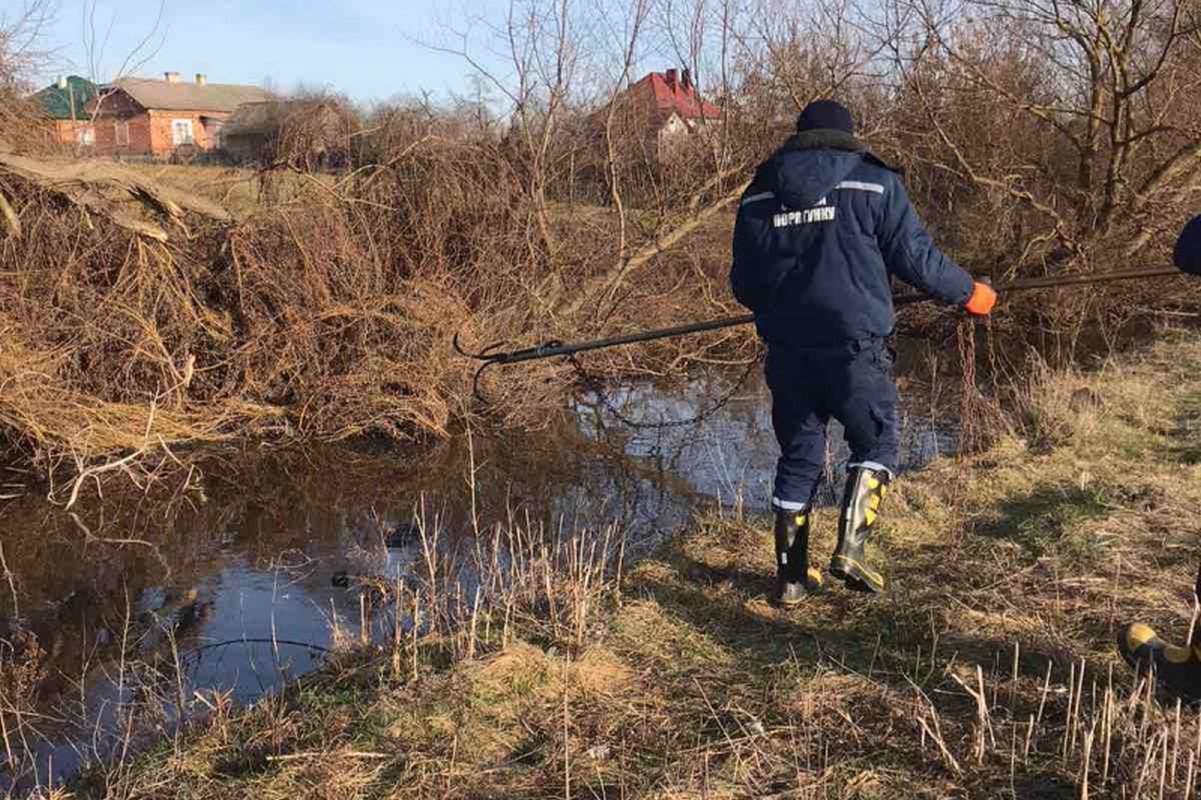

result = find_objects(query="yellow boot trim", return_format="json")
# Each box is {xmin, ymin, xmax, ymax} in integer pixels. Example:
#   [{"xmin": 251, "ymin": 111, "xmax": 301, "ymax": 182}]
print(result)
[
  {"xmin": 867, "ymin": 477, "xmax": 880, "ymax": 490},
  {"xmin": 831, "ymin": 555, "xmax": 884, "ymax": 588},
  {"xmin": 1163, "ymin": 643, "xmax": 1201, "ymax": 664},
  {"xmin": 1124, "ymin": 623, "xmax": 1201, "ymax": 663},
  {"xmin": 865, "ymin": 509, "xmax": 877, "ymax": 526},
  {"xmin": 807, "ymin": 567, "xmax": 824, "ymax": 588},
  {"xmin": 1125, "ymin": 622, "xmax": 1158, "ymax": 651}
]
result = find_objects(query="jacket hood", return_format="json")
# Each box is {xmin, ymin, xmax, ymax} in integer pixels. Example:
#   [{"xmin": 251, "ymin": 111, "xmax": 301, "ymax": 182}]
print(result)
[{"xmin": 766, "ymin": 129, "xmax": 866, "ymax": 210}]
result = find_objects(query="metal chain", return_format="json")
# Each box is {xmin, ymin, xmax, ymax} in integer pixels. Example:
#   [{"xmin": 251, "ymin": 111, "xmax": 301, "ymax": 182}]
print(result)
[{"xmin": 566, "ymin": 353, "xmax": 761, "ymax": 430}]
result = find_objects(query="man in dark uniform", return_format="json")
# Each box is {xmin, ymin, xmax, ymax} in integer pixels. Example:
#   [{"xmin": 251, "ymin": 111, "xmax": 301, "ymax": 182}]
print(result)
[
  {"xmin": 730, "ymin": 100, "xmax": 996, "ymax": 604},
  {"xmin": 1119, "ymin": 214, "xmax": 1201, "ymax": 697}
]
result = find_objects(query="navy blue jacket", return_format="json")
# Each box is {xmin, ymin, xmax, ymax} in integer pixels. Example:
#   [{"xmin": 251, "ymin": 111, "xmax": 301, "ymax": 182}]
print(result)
[{"xmin": 730, "ymin": 132, "xmax": 975, "ymax": 348}]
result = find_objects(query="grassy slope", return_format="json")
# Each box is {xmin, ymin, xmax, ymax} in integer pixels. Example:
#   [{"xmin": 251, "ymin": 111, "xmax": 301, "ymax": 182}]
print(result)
[{"xmin": 95, "ymin": 333, "xmax": 1201, "ymax": 799}]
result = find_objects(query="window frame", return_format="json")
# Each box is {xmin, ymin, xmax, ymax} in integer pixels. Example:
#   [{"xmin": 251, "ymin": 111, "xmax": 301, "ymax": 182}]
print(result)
[{"xmin": 171, "ymin": 118, "xmax": 195, "ymax": 146}]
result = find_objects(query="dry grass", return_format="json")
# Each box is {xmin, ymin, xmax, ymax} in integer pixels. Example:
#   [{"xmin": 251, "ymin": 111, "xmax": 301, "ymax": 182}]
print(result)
[
  {"xmin": 118, "ymin": 164, "xmax": 337, "ymax": 219},
  {"xmin": 48, "ymin": 331, "xmax": 1201, "ymax": 799},
  {"xmin": 122, "ymin": 165, "xmax": 274, "ymax": 218}
]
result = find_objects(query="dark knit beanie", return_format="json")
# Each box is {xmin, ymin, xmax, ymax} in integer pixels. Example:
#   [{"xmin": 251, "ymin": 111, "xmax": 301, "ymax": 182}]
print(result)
[
  {"xmin": 1177, "ymin": 215, "xmax": 1201, "ymax": 276},
  {"xmin": 796, "ymin": 100, "xmax": 854, "ymax": 134}
]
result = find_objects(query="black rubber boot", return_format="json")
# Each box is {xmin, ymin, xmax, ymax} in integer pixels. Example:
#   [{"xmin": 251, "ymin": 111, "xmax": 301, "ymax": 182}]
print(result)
[
  {"xmin": 1117, "ymin": 563, "xmax": 1201, "ymax": 700},
  {"xmin": 830, "ymin": 466, "xmax": 889, "ymax": 593},
  {"xmin": 1118, "ymin": 622, "xmax": 1201, "ymax": 702},
  {"xmin": 774, "ymin": 508, "xmax": 823, "ymax": 606}
]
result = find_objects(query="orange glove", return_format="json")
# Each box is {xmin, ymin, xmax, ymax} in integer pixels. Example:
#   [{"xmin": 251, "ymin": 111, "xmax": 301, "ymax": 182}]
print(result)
[{"xmin": 966, "ymin": 282, "xmax": 997, "ymax": 316}]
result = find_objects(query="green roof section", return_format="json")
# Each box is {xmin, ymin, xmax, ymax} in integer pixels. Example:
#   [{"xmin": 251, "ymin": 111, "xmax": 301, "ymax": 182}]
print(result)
[{"xmin": 32, "ymin": 76, "xmax": 99, "ymax": 120}]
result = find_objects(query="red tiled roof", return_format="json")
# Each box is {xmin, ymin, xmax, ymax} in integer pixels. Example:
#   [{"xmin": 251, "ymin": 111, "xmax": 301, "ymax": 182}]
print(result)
[{"xmin": 629, "ymin": 71, "xmax": 722, "ymax": 121}]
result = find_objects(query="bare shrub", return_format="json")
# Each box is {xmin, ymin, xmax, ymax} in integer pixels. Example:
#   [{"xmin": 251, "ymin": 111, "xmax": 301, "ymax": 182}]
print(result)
[{"xmin": 225, "ymin": 91, "xmax": 361, "ymax": 172}]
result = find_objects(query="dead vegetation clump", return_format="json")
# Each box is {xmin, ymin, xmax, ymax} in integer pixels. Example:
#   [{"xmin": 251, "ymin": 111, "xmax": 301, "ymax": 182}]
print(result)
[
  {"xmin": 225, "ymin": 91, "xmax": 360, "ymax": 172},
  {"xmin": 0, "ymin": 167, "xmax": 289, "ymax": 474},
  {"xmin": 0, "ymin": 6, "xmax": 56, "ymax": 157},
  {"xmin": 0, "ymin": 132, "xmax": 509, "ymax": 470}
]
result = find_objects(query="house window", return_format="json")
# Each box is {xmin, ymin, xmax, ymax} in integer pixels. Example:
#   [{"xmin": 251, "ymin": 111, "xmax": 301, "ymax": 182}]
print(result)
[
  {"xmin": 114, "ymin": 121, "xmax": 130, "ymax": 147},
  {"xmin": 171, "ymin": 119, "xmax": 195, "ymax": 146},
  {"xmin": 76, "ymin": 124, "xmax": 95, "ymax": 147}
]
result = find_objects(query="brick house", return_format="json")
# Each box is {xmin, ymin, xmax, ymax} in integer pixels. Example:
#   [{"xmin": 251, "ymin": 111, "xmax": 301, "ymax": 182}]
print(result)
[
  {"xmin": 31, "ymin": 76, "xmax": 100, "ymax": 148},
  {"xmin": 574, "ymin": 68, "xmax": 723, "ymax": 202},
  {"xmin": 616, "ymin": 68, "xmax": 722, "ymax": 156},
  {"xmin": 87, "ymin": 72, "xmax": 271, "ymax": 159}
]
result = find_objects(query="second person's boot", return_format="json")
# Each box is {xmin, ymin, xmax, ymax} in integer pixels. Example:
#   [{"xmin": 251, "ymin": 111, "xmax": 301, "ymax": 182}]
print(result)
[
  {"xmin": 1119, "ymin": 621, "xmax": 1201, "ymax": 701},
  {"xmin": 830, "ymin": 466, "xmax": 889, "ymax": 593},
  {"xmin": 774, "ymin": 508, "xmax": 823, "ymax": 606}
]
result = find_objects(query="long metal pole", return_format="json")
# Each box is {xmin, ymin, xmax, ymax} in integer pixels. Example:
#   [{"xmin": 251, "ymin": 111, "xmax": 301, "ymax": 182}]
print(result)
[
  {"xmin": 483, "ymin": 314, "xmax": 754, "ymax": 364},
  {"xmin": 893, "ymin": 265, "xmax": 1181, "ymax": 304},
  {"xmin": 471, "ymin": 265, "xmax": 1181, "ymax": 366}
]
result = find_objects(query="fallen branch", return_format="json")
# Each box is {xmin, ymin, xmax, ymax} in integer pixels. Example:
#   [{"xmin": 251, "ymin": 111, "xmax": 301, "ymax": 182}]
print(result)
[{"xmin": 0, "ymin": 149, "xmax": 232, "ymax": 241}]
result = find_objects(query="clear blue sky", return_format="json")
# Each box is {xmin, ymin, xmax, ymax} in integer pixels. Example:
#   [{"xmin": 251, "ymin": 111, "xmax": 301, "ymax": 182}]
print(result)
[{"xmin": 28, "ymin": 0, "xmax": 513, "ymax": 102}]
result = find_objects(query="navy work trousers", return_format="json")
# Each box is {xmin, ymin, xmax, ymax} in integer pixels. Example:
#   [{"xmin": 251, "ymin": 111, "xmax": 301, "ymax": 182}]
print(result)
[{"xmin": 765, "ymin": 338, "xmax": 899, "ymax": 510}]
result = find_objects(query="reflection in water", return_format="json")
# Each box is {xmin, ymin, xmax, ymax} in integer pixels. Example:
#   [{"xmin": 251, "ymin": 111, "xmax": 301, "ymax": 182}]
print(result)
[{"xmin": 0, "ymin": 366, "xmax": 953, "ymax": 792}]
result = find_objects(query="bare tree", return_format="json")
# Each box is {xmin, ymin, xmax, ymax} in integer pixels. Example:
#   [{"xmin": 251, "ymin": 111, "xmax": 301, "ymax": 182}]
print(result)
[
  {"xmin": 0, "ymin": 1, "xmax": 57, "ymax": 154},
  {"xmin": 599, "ymin": 0, "xmax": 654, "ymax": 263},
  {"xmin": 79, "ymin": 0, "xmax": 168, "ymax": 139},
  {"xmin": 0, "ymin": 0, "xmax": 55, "ymax": 92},
  {"xmin": 81, "ymin": 0, "xmax": 166, "ymax": 86},
  {"xmin": 884, "ymin": 0, "xmax": 1201, "ymax": 274}
]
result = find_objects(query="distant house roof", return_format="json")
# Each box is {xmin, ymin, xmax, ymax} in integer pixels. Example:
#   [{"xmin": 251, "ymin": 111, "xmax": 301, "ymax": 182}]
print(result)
[
  {"xmin": 222, "ymin": 101, "xmax": 279, "ymax": 137},
  {"xmin": 223, "ymin": 99, "xmax": 341, "ymax": 137},
  {"xmin": 109, "ymin": 77, "xmax": 271, "ymax": 113},
  {"xmin": 32, "ymin": 76, "xmax": 99, "ymax": 120},
  {"xmin": 628, "ymin": 69, "xmax": 722, "ymax": 122}
]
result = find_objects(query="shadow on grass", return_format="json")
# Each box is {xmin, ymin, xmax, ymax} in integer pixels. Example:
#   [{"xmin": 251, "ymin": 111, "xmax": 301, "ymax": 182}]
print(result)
[
  {"xmin": 974, "ymin": 484, "xmax": 1111, "ymax": 560},
  {"xmin": 625, "ymin": 533, "xmax": 1095, "ymax": 797},
  {"xmin": 645, "ymin": 549, "xmax": 1080, "ymax": 670},
  {"xmin": 634, "ymin": 513, "xmax": 1074, "ymax": 667}
]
